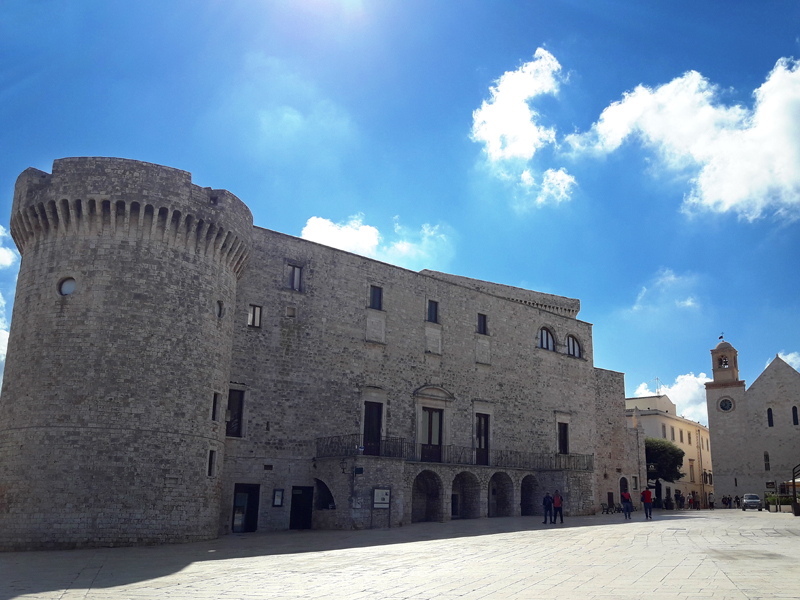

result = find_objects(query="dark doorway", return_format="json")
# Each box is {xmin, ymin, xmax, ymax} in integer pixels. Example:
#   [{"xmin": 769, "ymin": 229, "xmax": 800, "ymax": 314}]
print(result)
[
  {"xmin": 558, "ymin": 422, "xmax": 569, "ymax": 454},
  {"xmin": 452, "ymin": 471, "xmax": 481, "ymax": 519},
  {"xmin": 411, "ymin": 470, "xmax": 443, "ymax": 522},
  {"xmin": 231, "ymin": 483, "xmax": 260, "ymax": 533},
  {"xmin": 607, "ymin": 491, "xmax": 614, "ymax": 507},
  {"xmin": 520, "ymin": 475, "xmax": 538, "ymax": 516},
  {"xmin": 451, "ymin": 494, "xmax": 460, "ymax": 518},
  {"xmin": 420, "ymin": 407, "xmax": 443, "ymax": 462},
  {"xmin": 488, "ymin": 472, "xmax": 514, "ymax": 517},
  {"xmin": 476, "ymin": 413, "xmax": 489, "ymax": 466},
  {"xmin": 620, "ymin": 477, "xmax": 629, "ymax": 496},
  {"xmin": 364, "ymin": 401, "xmax": 383, "ymax": 456},
  {"xmin": 290, "ymin": 486, "xmax": 314, "ymax": 529}
]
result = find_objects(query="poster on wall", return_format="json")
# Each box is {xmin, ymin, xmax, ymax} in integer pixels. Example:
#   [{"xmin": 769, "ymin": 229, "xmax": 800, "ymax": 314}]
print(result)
[{"xmin": 373, "ymin": 488, "xmax": 391, "ymax": 509}]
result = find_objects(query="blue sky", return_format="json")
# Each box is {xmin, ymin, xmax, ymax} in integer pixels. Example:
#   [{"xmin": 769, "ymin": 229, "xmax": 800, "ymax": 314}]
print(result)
[{"xmin": 2, "ymin": 1, "xmax": 800, "ymax": 424}]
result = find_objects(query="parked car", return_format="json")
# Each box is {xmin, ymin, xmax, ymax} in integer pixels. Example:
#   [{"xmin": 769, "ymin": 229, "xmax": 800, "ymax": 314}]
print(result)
[{"xmin": 741, "ymin": 494, "xmax": 763, "ymax": 511}]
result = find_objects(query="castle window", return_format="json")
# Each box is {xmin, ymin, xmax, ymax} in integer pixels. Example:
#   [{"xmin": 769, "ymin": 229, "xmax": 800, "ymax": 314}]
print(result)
[
  {"xmin": 793, "ymin": 406, "xmax": 799, "ymax": 426},
  {"xmin": 662, "ymin": 424, "xmax": 666, "ymax": 439},
  {"xmin": 226, "ymin": 389, "xmax": 244, "ymax": 438},
  {"xmin": 708, "ymin": 472, "xmax": 713, "ymax": 485},
  {"xmin": 566, "ymin": 335, "xmax": 581, "ymax": 358},
  {"xmin": 718, "ymin": 355, "xmax": 729, "ymax": 368},
  {"xmin": 538, "ymin": 328, "xmax": 554, "ymax": 351},
  {"xmin": 427, "ymin": 300, "xmax": 439, "ymax": 324},
  {"xmin": 207, "ymin": 450, "xmax": 217, "ymax": 477},
  {"xmin": 477, "ymin": 313, "xmax": 488, "ymax": 335},
  {"xmin": 670, "ymin": 426, "xmax": 675, "ymax": 441},
  {"xmin": 288, "ymin": 265, "xmax": 302, "ymax": 291},
  {"xmin": 211, "ymin": 393, "xmax": 219, "ymax": 421},
  {"xmin": 764, "ymin": 452, "xmax": 770, "ymax": 471},
  {"xmin": 247, "ymin": 305, "xmax": 262, "ymax": 328},
  {"xmin": 680, "ymin": 429, "xmax": 684, "ymax": 443},
  {"xmin": 632, "ymin": 476, "xmax": 638, "ymax": 490},
  {"xmin": 59, "ymin": 277, "xmax": 76, "ymax": 296},
  {"xmin": 687, "ymin": 432, "xmax": 691, "ymax": 445},
  {"xmin": 767, "ymin": 407, "xmax": 774, "ymax": 427},
  {"xmin": 369, "ymin": 285, "xmax": 383, "ymax": 310},
  {"xmin": 215, "ymin": 301, "xmax": 225, "ymax": 318}
]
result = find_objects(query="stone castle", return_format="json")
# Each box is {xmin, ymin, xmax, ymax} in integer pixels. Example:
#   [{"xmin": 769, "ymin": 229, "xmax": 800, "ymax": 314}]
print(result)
[{"xmin": 0, "ymin": 158, "xmax": 644, "ymax": 550}]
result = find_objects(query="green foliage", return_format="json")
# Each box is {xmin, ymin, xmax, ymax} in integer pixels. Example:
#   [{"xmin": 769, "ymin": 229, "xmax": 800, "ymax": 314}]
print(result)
[{"xmin": 645, "ymin": 437, "xmax": 685, "ymax": 483}]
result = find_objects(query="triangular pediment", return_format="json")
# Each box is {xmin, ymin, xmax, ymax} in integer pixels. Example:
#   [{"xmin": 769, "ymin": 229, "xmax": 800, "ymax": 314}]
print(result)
[{"xmin": 748, "ymin": 356, "xmax": 800, "ymax": 398}]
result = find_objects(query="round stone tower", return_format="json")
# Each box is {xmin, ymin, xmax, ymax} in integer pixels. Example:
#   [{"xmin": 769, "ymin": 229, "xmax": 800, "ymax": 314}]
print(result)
[{"xmin": 0, "ymin": 157, "xmax": 252, "ymax": 549}]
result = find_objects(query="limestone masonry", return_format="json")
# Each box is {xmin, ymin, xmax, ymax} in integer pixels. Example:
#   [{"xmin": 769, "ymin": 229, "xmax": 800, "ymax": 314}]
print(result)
[{"xmin": 0, "ymin": 158, "xmax": 644, "ymax": 550}]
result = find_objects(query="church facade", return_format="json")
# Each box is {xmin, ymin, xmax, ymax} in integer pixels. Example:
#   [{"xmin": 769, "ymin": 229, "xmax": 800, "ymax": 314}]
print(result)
[
  {"xmin": 0, "ymin": 158, "xmax": 644, "ymax": 550},
  {"xmin": 705, "ymin": 340, "xmax": 800, "ymax": 500}
]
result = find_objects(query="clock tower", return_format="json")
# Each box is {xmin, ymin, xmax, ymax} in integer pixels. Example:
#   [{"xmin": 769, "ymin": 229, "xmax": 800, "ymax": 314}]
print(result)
[{"xmin": 704, "ymin": 339, "xmax": 747, "ymax": 499}]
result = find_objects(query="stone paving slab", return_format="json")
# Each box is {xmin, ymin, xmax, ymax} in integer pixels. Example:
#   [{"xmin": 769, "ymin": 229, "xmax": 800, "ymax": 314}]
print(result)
[{"xmin": 1, "ymin": 510, "xmax": 799, "ymax": 599}]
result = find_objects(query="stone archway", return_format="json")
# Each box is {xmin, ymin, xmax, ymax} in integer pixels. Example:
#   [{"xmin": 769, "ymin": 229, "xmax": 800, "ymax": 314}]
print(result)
[
  {"xmin": 488, "ymin": 472, "xmax": 514, "ymax": 517},
  {"xmin": 412, "ymin": 470, "xmax": 444, "ymax": 523},
  {"xmin": 520, "ymin": 474, "xmax": 538, "ymax": 516},
  {"xmin": 451, "ymin": 471, "xmax": 481, "ymax": 519},
  {"xmin": 619, "ymin": 477, "xmax": 629, "ymax": 497}
]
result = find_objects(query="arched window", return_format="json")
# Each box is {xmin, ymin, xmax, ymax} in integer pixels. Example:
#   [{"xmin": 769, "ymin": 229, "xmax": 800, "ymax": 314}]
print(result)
[
  {"xmin": 767, "ymin": 407, "xmax": 774, "ymax": 427},
  {"xmin": 764, "ymin": 452, "xmax": 770, "ymax": 471},
  {"xmin": 566, "ymin": 335, "xmax": 581, "ymax": 358},
  {"xmin": 793, "ymin": 406, "xmax": 798, "ymax": 426},
  {"xmin": 538, "ymin": 328, "xmax": 554, "ymax": 351}
]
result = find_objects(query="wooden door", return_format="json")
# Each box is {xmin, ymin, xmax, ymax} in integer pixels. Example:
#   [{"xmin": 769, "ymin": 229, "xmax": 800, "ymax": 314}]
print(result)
[{"xmin": 289, "ymin": 486, "xmax": 314, "ymax": 529}]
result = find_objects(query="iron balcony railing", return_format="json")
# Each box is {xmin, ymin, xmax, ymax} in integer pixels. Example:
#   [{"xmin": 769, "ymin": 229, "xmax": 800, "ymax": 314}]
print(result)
[{"xmin": 314, "ymin": 434, "xmax": 593, "ymax": 471}]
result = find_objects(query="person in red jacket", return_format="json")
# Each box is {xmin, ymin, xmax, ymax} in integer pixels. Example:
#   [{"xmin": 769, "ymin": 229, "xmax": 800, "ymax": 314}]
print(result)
[
  {"xmin": 552, "ymin": 490, "xmax": 564, "ymax": 524},
  {"xmin": 641, "ymin": 488, "xmax": 653, "ymax": 519},
  {"xmin": 621, "ymin": 490, "xmax": 633, "ymax": 519}
]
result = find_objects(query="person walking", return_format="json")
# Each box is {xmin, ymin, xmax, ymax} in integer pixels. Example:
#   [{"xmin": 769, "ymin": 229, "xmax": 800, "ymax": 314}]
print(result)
[
  {"xmin": 542, "ymin": 492, "xmax": 554, "ymax": 524},
  {"xmin": 687, "ymin": 495, "xmax": 693, "ymax": 510},
  {"xmin": 708, "ymin": 491, "xmax": 715, "ymax": 509},
  {"xmin": 552, "ymin": 490, "xmax": 564, "ymax": 524},
  {"xmin": 621, "ymin": 490, "xmax": 633, "ymax": 519},
  {"xmin": 734, "ymin": 495, "xmax": 740, "ymax": 508},
  {"xmin": 642, "ymin": 487, "xmax": 653, "ymax": 519}
]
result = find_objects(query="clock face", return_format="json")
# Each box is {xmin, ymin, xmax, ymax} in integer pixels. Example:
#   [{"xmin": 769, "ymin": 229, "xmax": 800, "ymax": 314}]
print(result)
[{"xmin": 719, "ymin": 398, "xmax": 733, "ymax": 412}]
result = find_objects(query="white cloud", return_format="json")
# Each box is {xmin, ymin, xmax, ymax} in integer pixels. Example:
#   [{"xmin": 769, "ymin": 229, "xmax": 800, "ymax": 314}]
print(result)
[
  {"xmin": 471, "ymin": 48, "xmax": 561, "ymax": 162},
  {"xmin": 635, "ymin": 372, "xmax": 712, "ymax": 425},
  {"xmin": 0, "ymin": 225, "xmax": 19, "ymax": 269},
  {"xmin": 301, "ymin": 214, "xmax": 453, "ymax": 271},
  {"xmin": 766, "ymin": 351, "xmax": 800, "ymax": 371},
  {"xmin": 630, "ymin": 268, "xmax": 701, "ymax": 312},
  {"xmin": 538, "ymin": 168, "xmax": 576, "ymax": 205},
  {"xmin": 567, "ymin": 58, "xmax": 800, "ymax": 220},
  {"xmin": 471, "ymin": 49, "xmax": 577, "ymax": 210},
  {"xmin": 301, "ymin": 215, "xmax": 380, "ymax": 256}
]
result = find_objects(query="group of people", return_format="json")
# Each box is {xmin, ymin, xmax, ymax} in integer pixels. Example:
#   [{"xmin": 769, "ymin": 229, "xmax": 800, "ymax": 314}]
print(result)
[
  {"xmin": 721, "ymin": 495, "xmax": 740, "ymax": 508},
  {"xmin": 541, "ymin": 490, "xmax": 564, "ymax": 524}
]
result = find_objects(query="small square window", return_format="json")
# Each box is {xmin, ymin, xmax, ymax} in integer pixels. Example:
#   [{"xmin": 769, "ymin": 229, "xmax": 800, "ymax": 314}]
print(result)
[
  {"xmin": 427, "ymin": 300, "xmax": 439, "ymax": 324},
  {"xmin": 477, "ymin": 313, "xmax": 488, "ymax": 335},
  {"xmin": 247, "ymin": 305, "xmax": 262, "ymax": 328},
  {"xmin": 288, "ymin": 265, "xmax": 302, "ymax": 291},
  {"xmin": 285, "ymin": 306, "xmax": 297, "ymax": 318},
  {"xmin": 370, "ymin": 285, "xmax": 383, "ymax": 310}
]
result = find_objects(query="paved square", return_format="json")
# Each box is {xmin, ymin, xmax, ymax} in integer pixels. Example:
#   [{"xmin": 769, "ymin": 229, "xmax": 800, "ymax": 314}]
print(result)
[{"xmin": 2, "ymin": 509, "xmax": 799, "ymax": 599}]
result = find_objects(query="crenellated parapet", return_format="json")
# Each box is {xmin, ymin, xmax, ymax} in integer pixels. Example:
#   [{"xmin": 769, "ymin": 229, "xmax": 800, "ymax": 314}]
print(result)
[{"xmin": 10, "ymin": 157, "xmax": 252, "ymax": 277}]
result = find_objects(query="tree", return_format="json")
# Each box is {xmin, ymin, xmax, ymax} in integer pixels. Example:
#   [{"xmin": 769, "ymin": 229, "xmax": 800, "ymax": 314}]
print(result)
[{"xmin": 645, "ymin": 437, "xmax": 685, "ymax": 483}]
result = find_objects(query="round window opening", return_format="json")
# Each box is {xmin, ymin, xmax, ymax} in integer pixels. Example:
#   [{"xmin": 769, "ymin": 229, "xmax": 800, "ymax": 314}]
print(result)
[
  {"xmin": 719, "ymin": 398, "xmax": 734, "ymax": 412},
  {"xmin": 59, "ymin": 278, "xmax": 76, "ymax": 296},
  {"xmin": 215, "ymin": 301, "xmax": 224, "ymax": 318}
]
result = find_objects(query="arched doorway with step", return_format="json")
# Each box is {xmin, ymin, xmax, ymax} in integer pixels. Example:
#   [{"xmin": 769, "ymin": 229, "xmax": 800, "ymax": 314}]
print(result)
[
  {"xmin": 619, "ymin": 476, "xmax": 629, "ymax": 500},
  {"xmin": 451, "ymin": 471, "xmax": 481, "ymax": 519},
  {"xmin": 520, "ymin": 474, "xmax": 538, "ymax": 516},
  {"xmin": 412, "ymin": 470, "xmax": 444, "ymax": 523},
  {"xmin": 488, "ymin": 472, "xmax": 514, "ymax": 517}
]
